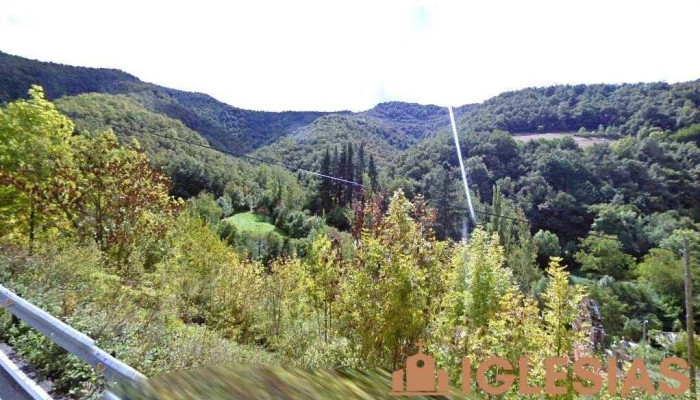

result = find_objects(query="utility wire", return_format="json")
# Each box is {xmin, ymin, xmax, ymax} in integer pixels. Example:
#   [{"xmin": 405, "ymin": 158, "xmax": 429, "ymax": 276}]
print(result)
[
  {"xmin": 430, "ymin": 201, "xmax": 619, "ymax": 241},
  {"xmin": 20, "ymin": 100, "xmax": 617, "ymax": 241},
  {"xmin": 142, "ymin": 130, "xmax": 617, "ymax": 241},
  {"xmin": 19, "ymin": 101, "xmax": 365, "ymax": 187},
  {"xmin": 140, "ymin": 131, "xmax": 364, "ymax": 187}
]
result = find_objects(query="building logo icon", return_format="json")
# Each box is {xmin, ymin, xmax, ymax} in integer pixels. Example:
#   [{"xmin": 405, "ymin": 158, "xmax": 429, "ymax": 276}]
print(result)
[{"xmin": 389, "ymin": 341, "xmax": 449, "ymax": 396}]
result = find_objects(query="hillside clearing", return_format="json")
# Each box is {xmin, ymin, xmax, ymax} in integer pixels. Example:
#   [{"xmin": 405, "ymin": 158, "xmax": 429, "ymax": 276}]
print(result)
[
  {"xmin": 224, "ymin": 212, "xmax": 285, "ymax": 235},
  {"xmin": 513, "ymin": 132, "xmax": 615, "ymax": 148}
]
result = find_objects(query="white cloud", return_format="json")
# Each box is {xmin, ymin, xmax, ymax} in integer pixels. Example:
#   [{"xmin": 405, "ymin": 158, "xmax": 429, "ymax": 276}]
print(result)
[{"xmin": 1, "ymin": 0, "xmax": 699, "ymax": 111}]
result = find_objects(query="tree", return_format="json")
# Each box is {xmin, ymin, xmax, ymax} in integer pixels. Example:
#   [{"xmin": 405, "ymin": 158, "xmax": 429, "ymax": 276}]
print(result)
[
  {"xmin": 431, "ymin": 229, "xmax": 514, "ymax": 375},
  {"xmin": 67, "ymin": 131, "xmax": 181, "ymax": 262},
  {"xmin": 340, "ymin": 190, "xmax": 449, "ymax": 369},
  {"xmin": 458, "ymin": 229, "xmax": 512, "ymax": 327},
  {"xmin": 542, "ymin": 257, "xmax": 587, "ymax": 358},
  {"xmin": 534, "ymin": 229, "xmax": 561, "ymax": 266},
  {"xmin": 0, "ymin": 85, "xmax": 75, "ymax": 250},
  {"xmin": 216, "ymin": 194, "xmax": 234, "ymax": 217},
  {"xmin": 431, "ymin": 164, "xmax": 459, "ymax": 240},
  {"xmin": 356, "ymin": 142, "xmax": 366, "ymax": 178},
  {"xmin": 590, "ymin": 203, "xmax": 649, "ymax": 256},
  {"xmin": 508, "ymin": 216, "xmax": 542, "ymax": 293},
  {"xmin": 637, "ymin": 248, "xmax": 686, "ymax": 308},
  {"xmin": 430, "ymin": 228, "xmax": 544, "ymax": 389},
  {"xmin": 488, "ymin": 185, "xmax": 541, "ymax": 292},
  {"xmin": 368, "ymin": 153, "xmax": 379, "ymax": 192},
  {"xmin": 574, "ymin": 233, "xmax": 635, "ymax": 280},
  {"xmin": 488, "ymin": 184, "xmax": 515, "ymax": 251},
  {"xmin": 333, "ymin": 146, "xmax": 343, "ymax": 204},
  {"xmin": 189, "ymin": 192, "xmax": 224, "ymax": 227},
  {"xmin": 302, "ymin": 233, "xmax": 340, "ymax": 343},
  {"xmin": 319, "ymin": 147, "xmax": 333, "ymax": 212},
  {"xmin": 158, "ymin": 212, "xmax": 264, "ymax": 340},
  {"xmin": 345, "ymin": 143, "xmax": 354, "ymax": 204},
  {"xmin": 0, "ymin": 87, "xmax": 181, "ymax": 263}
]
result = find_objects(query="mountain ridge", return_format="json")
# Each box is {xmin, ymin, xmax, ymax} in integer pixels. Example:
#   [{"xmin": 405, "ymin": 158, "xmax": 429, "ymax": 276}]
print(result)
[
  {"xmin": 2, "ymin": 50, "xmax": 699, "ymax": 172},
  {"xmin": 1, "ymin": 51, "xmax": 469, "ymax": 156}
]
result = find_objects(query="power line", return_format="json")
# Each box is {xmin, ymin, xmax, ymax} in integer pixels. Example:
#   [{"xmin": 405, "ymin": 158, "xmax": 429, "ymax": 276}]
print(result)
[
  {"xmin": 20, "ymin": 101, "xmax": 364, "ymax": 187},
  {"xmin": 19, "ymin": 99, "xmax": 617, "ymax": 241},
  {"xmin": 141, "ymin": 131, "xmax": 364, "ymax": 187},
  {"xmin": 144, "ymin": 128, "xmax": 616, "ymax": 241},
  {"xmin": 431, "ymin": 201, "xmax": 619, "ymax": 241}
]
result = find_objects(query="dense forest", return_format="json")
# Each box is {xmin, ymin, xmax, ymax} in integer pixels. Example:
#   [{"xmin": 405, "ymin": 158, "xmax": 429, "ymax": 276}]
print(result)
[
  {"xmin": 1, "ymin": 52, "xmax": 700, "ymax": 398},
  {"xmin": 456, "ymin": 82, "xmax": 700, "ymax": 135}
]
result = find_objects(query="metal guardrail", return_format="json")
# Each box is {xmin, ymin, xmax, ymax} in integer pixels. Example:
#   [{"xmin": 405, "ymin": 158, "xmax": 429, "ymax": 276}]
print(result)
[
  {"xmin": 0, "ymin": 345, "xmax": 52, "ymax": 400},
  {"xmin": 0, "ymin": 284, "xmax": 145, "ymax": 396}
]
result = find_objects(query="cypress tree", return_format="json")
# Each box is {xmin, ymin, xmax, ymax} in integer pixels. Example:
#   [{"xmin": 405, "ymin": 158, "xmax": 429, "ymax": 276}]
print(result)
[
  {"xmin": 337, "ymin": 146, "xmax": 347, "ymax": 204},
  {"xmin": 319, "ymin": 147, "xmax": 333, "ymax": 212},
  {"xmin": 357, "ymin": 142, "xmax": 366, "ymax": 178},
  {"xmin": 368, "ymin": 153, "xmax": 379, "ymax": 192},
  {"xmin": 332, "ymin": 146, "xmax": 341, "ymax": 205},
  {"xmin": 346, "ymin": 143, "xmax": 354, "ymax": 203},
  {"xmin": 434, "ymin": 165, "xmax": 457, "ymax": 240}
]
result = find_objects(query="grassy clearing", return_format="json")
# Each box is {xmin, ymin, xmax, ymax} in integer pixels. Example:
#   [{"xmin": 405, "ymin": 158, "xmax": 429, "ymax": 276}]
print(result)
[
  {"xmin": 224, "ymin": 212, "xmax": 285, "ymax": 236},
  {"xmin": 512, "ymin": 132, "xmax": 615, "ymax": 148}
]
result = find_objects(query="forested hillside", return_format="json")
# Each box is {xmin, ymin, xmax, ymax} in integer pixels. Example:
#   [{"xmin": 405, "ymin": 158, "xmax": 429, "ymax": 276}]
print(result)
[
  {"xmin": 395, "ymin": 130, "xmax": 700, "ymax": 244},
  {"xmin": 53, "ymin": 92, "xmax": 278, "ymax": 198},
  {"xmin": 457, "ymin": 81, "xmax": 700, "ymax": 135},
  {"xmin": 0, "ymin": 51, "xmax": 140, "ymax": 102},
  {"xmin": 252, "ymin": 102, "xmax": 475, "ymax": 169},
  {"xmin": 3, "ymin": 50, "xmax": 699, "ymax": 171},
  {"xmin": 1, "ymin": 51, "xmax": 470, "ymax": 158},
  {"xmin": 0, "ymin": 51, "xmax": 331, "ymax": 154}
]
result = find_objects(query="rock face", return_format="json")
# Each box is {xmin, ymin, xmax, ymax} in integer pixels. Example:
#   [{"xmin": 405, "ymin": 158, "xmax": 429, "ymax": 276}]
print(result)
[{"xmin": 574, "ymin": 297, "xmax": 606, "ymax": 356}]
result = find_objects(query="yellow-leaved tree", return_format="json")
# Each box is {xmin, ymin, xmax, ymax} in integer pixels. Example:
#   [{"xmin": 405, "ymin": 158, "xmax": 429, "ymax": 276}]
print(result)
[
  {"xmin": 340, "ymin": 190, "xmax": 449, "ymax": 370},
  {"xmin": 431, "ymin": 232, "xmax": 590, "ymax": 398},
  {"xmin": 431, "ymin": 228, "xmax": 517, "ymax": 383},
  {"xmin": 543, "ymin": 257, "xmax": 589, "ymax": 359},
  {"xmin": 0, "ymin": 85, "xmax": 75, "ymax": 249}
]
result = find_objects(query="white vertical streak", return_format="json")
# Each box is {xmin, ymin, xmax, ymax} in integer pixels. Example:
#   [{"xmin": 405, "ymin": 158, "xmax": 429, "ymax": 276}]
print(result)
[{"xmin": 448, "ymin": 106, "xmax": 477, "ymax": 224}]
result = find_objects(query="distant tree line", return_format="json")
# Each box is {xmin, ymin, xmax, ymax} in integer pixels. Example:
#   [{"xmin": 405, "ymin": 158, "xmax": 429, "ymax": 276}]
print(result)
[{"xmin": 317, "ymin": 142, "xmax": 379, "ymax": 213}]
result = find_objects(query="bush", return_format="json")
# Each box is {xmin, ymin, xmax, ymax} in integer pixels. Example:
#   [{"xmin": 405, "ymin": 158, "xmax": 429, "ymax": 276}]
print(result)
[
  {"xmin": 279, "ymin": 210, "xmax": 323, "ymax": 238},
  {"xmin": 326, "ymin": 206, "xmax": 352, "ymax": 231},
  {"xmin": 188, "ymin": 192, "xmax": 223, "ymax": 226}
]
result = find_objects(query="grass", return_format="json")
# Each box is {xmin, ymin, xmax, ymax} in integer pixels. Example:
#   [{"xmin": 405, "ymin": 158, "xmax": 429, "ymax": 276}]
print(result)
[{"xmin": 224, "ymin": 212, "xmax": 286, "ymax": 236}]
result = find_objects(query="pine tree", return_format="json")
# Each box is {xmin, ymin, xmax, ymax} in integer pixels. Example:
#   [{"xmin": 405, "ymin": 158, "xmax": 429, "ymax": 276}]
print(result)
[
  {"xmin": 345, "ymin": 143, "xmax": 354, "ymax": 204},
  {"xmin": 357, "ymin": 142, "xmax": 366, "ymax": 178},
  {"xmin": 368, "ymin": 153, "xmax": 379, "ymax": 192},
  {"xmin": 332, "ymin": 146, "xmax": 341, "ymax": 205},
  {"xmin": 319, "ymin": 147, "xmax": 333, "ymax": 212},
  {"xmin": 433, "ymin": 164, "xmax": 458, "ymax": 240}
]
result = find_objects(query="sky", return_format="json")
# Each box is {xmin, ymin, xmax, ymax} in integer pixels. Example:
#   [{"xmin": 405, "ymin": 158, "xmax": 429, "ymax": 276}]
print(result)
[{"xmin": 1, "ymin": 0, "xmax": 700, "ymax": 112}]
